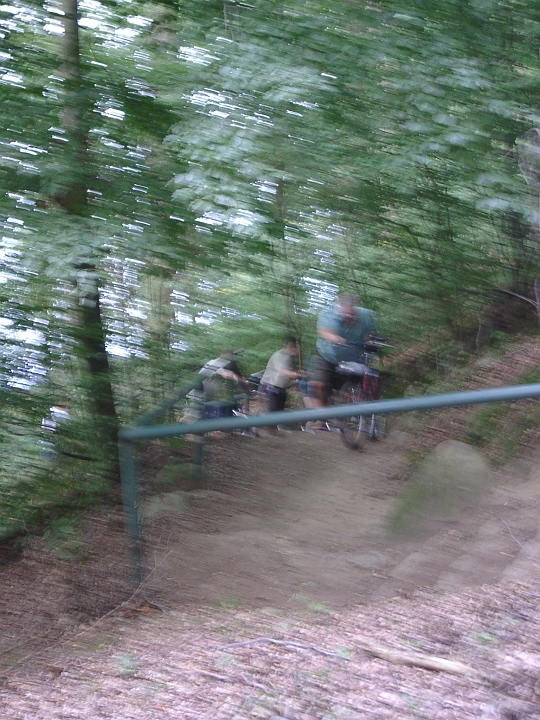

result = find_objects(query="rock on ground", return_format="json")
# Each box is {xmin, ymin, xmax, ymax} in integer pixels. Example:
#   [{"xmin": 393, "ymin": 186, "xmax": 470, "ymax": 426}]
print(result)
[{"xmin": 389, "ymin": 440, "xmax": 493, "ymax": 538}]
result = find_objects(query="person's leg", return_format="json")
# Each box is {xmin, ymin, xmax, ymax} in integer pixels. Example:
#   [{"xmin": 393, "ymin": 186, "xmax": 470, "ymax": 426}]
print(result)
[
  {"xmin": 259, "ymin": 385, "xmax": 284, "ymax": 434},
  {"xmin": 303, "ymin": 395, "xmax": 318, "ymax": 410},
  {"xmin": 274, "ymin": 389, "xmax": 287, "ymax": 412},
  {"xmin": 274, "ymin": 389, "xmax": 291, "ymax": 432},
  {"xmin": 267, "ymin": 391, "xmax": 280, "ymax": 413},
  {"xmin": 306, "ymin": 354, "xmax": 327, "ymax": 407},
  {"xmin": 305, "ymin": 354, "xmax": 332, "ymax": 430},
  {"xmin": 259, "ymin": 383, "xmax": 274, "ymax": 415}
]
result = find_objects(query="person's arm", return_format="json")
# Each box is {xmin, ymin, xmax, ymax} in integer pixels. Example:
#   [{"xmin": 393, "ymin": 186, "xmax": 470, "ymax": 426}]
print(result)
[
  {"xmin": 216, "ymin": 360, "xmax": 245, "ymax": 384},
  {"xmin": 216, "ymin": 368, "xmax": 240, "ymax": 381},
  {"xmin": 318, "ymin": 325, "xmax": 346, "ymax": 346},
  {"xmin": 280, "ymin": 368, "xmax": 303, "ymax": 379},
  {"xmin": 272, "ymin": 352, "xmax": 303, "ymax": 383},
  {"xmin": 317, "ymin": 307, "xmax": 346, "ymax": 346}
]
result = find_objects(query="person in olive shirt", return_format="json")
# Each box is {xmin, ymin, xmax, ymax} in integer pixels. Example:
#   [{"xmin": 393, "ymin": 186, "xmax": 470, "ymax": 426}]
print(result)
[
  {"xmin": 306, "ymin": 293, "xmax": 376, "ymax": 429},
  {"xmin": 260, "ymin": 337, "xmax": 302, "ymax": 412},
  {"xmin": 184, "ymin": 350, "xmax": 245, "ymax": 422}
]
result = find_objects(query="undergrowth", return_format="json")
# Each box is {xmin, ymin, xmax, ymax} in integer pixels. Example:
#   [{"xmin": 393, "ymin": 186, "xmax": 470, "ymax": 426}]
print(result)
[
  {"xmin": 398, "ymin": 337, "xmax": 540, "ymax": 468},
  {"xmin": 462, "ymin": 366, "xmax": 540, "ymax": 465}
]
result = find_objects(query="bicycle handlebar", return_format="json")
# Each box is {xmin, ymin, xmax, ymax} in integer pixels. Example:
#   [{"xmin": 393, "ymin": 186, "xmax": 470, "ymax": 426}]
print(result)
[
  {"xmin": 346, "ymin": 336, "xmax": 392, "ymax": 350},
  {"xmin": 364, "ymin": 340, "xmax": 392, "ymax": 349}
]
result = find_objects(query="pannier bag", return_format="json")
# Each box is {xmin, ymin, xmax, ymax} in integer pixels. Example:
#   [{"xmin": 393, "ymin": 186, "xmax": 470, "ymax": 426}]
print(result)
[
  {"xmin": 204, "ymin": 400, "xmax": 239, "ymax": 419},
  {"xmin": 363, "ymin": 368, "xmax": 380, "ymax": 399}
]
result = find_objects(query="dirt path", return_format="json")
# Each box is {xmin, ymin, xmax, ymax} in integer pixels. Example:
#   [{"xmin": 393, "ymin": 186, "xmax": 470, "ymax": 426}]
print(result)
[
  {"xmin": 145, "ymin": 431, "xmax": 407, "ymax": 609},
  {"xmin": 3, "ymin": 399, "xmax": 540, "ymax": 718},
  {"xmin": 144, "ymin": 427, "xmax": 540, "ymax": 612},
  {"xmin": 2, "ymin": 385, "xmax": 540, "ymax": 678}
]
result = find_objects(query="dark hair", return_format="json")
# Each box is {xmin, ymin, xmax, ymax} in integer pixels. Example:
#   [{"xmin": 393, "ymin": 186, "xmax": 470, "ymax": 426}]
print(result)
[{"xmin": 283, "ymin": 336, "xmax": 297, "ymax": 346}]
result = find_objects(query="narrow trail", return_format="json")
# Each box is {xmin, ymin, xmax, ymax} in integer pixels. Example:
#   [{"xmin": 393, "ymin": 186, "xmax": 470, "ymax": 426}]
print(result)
[
  {"xmin": 144, "ymin": 426, "xmax": 540, "ymax": 611},
  {"xmin": 3, "ymin": 378, "xmax": 540, "ymax": 718}
]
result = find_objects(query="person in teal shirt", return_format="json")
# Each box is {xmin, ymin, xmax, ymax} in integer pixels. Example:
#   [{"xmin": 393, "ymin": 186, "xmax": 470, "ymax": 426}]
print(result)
[{"xmin": 306, "ymin": 293, "xmax": 376, "ymax": 428}]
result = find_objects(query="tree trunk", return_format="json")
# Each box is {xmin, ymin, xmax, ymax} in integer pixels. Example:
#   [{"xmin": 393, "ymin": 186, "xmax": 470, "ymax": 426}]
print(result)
[
  {"xmin": 273, "ymin": 178, "xmax": 301, "ymax": 338},
  {"xmin": 74, "ymin": 264, "xmax": 120, "ymax": 446},
  {"xmin": 60, "ymin": 0, "xmax": 120, "ymax": 480},
  {"xmin": 60, "ymin": 0, "xmax": 88, "ymax": 213},
  {"xmin": 533, "ymin": 275, "xmax": 540, "ymax": 328}
]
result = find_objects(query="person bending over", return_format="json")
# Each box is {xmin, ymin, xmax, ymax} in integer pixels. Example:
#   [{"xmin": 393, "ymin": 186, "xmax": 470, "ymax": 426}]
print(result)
[{"xmin": 184, "ymin": 350, "xmax": 245, "ymax": 422}]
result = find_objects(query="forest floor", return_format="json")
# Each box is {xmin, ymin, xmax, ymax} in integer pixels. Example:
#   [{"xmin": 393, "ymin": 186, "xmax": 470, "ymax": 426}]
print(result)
[{"xmin": 2, "ymin": 339, "xmax": 540, "ymax": 717}]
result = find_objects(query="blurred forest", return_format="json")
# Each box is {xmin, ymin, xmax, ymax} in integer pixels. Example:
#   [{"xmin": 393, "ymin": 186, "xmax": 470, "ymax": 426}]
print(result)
[{"xmin": 0, "ymin": 0, "xmax": 539, "ymax": 536}]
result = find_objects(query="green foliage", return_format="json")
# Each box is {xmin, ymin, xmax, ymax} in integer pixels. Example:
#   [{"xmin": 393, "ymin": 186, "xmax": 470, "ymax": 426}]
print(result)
[
  {"xmin": 466, "ymin": 404, "xmax": 503, "ymax": 446},
  {"xmin": 464, "ymin": 396, "xmax": 540, "ymax": 463},
  {"xmin": 1, "ymin": 0, "xmax": 540, "ymax": 538},
  {"xmin": 42, "ymin": 514, "xmax": 89, "ymax": 561},
  {"xmin": 154, "ymin": 461, "xmax": 193, "ymax": 492}
]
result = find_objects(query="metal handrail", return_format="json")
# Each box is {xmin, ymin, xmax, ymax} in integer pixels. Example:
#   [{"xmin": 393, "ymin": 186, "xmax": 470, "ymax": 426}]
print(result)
[
  {"xmin": 120, "ymin": 383, "xmax": 540, "ymax": 441},
  {"xmin": 119, "ymin": 382, "xmax": 540, "ymax": 581}
]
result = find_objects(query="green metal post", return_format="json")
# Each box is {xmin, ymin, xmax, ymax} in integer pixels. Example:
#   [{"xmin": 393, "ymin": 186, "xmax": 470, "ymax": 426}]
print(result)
[
  {"xmin": 118, "ymin": 438, "xmax": 142, "ymax": 583},
  {"xmin": 118, "ymin": 375, "xmax": 201, "ymax": 580},
  {"xmin": 192, "ymin": 436, "xmax": 206, "ymax": 489}
]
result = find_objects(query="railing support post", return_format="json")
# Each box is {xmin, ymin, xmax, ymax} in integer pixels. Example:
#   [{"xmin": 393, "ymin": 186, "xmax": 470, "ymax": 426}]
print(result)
[
  {"xmin": 119, "ymin": 438, "xmax": 142, "ymax": 583},
  {"xmin": 192, "ymin": 436, "xmax": 206, "ymax": 489}
]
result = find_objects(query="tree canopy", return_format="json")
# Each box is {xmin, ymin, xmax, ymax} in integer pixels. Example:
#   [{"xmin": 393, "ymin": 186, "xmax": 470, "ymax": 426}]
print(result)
[{"xmin": 0, "ymin": 0, "xmax": 539, "ymax": 532}]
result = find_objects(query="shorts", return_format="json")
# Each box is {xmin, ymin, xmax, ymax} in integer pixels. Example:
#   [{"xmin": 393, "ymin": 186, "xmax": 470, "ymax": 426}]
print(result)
[
  {"xmin": 306, "ymin": 353, "xmax": 339, "ymax": 399},
  {"xmin": 298, "ymin": 376, "xmax": 309, "ymax": 398},
  {"xmin": 259, "ymin": 382, "xmax": 287, "ymax": 413}
]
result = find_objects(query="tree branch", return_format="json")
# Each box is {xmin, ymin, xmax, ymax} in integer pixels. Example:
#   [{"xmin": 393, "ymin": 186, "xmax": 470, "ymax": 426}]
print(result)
[{"xmin": 219, "ymin": 636, "xmax": 485, "ymax": 679}]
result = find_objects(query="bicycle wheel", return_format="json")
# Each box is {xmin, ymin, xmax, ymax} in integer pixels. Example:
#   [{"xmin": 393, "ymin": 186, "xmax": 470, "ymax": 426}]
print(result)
[{"xmin": 337, "ymin": 381, "xmax": 367, "ymax": 450}]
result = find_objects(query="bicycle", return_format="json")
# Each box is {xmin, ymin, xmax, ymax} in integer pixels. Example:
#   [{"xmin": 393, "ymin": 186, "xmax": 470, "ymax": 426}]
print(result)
[
  {"xmin": 230, "ymin": 371, "xmax": 266, "ymax": 437},
  {"xmin": 233, "ymin": 370, "xmax": 305, "ymax": 435},
  {"xmin": 335, "ymin": 337, "xmax": 390, "ymax": 450}
]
